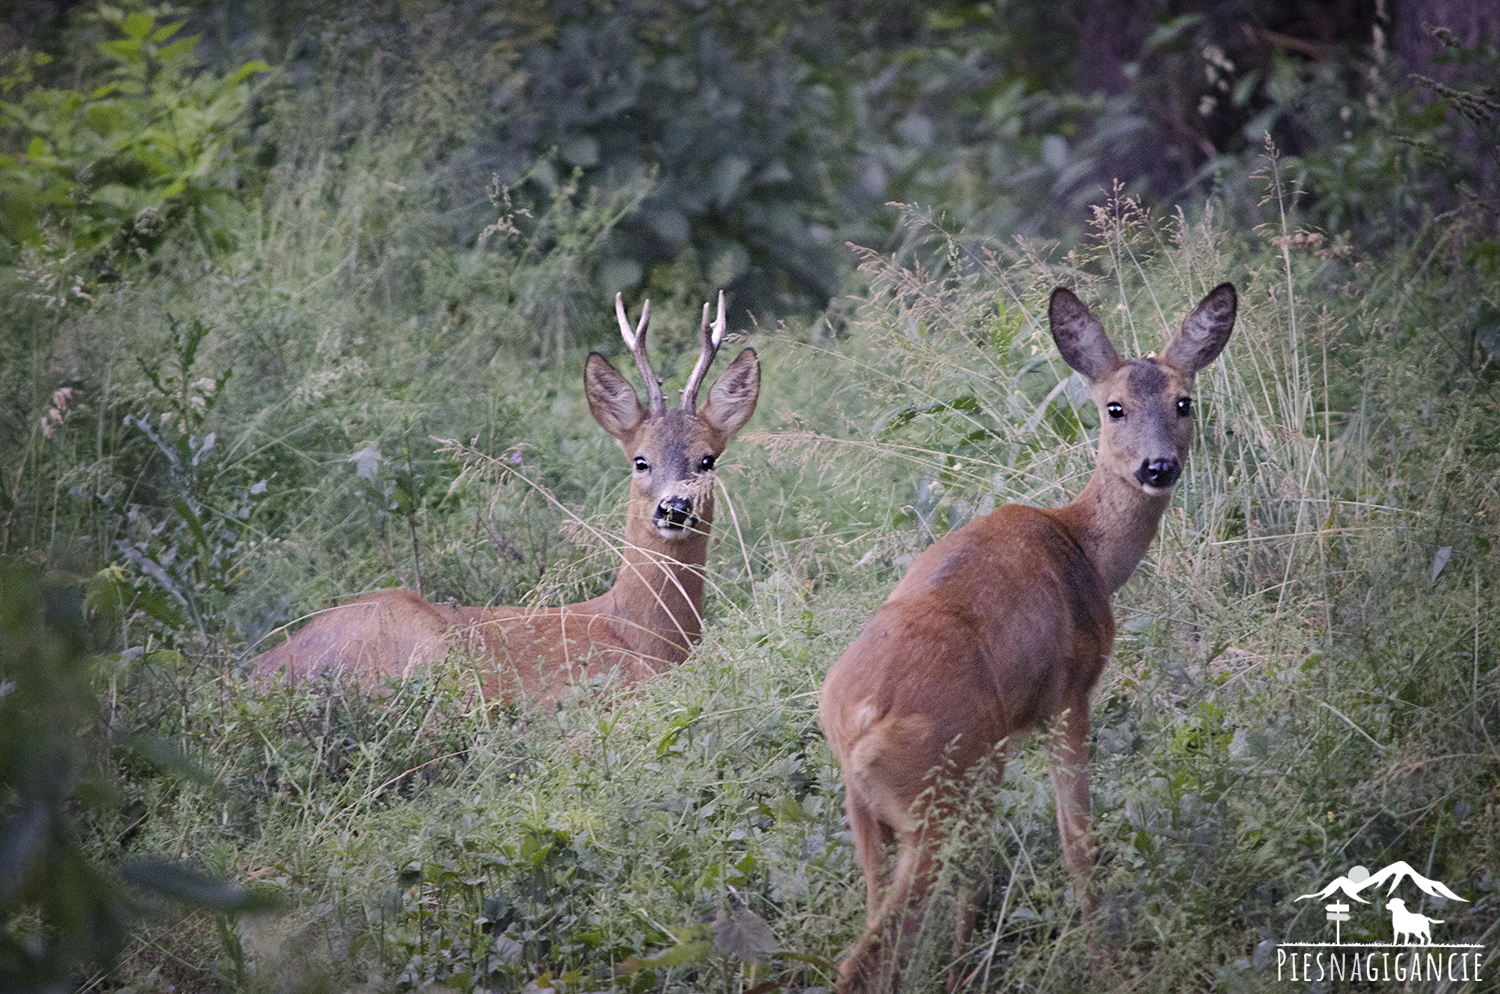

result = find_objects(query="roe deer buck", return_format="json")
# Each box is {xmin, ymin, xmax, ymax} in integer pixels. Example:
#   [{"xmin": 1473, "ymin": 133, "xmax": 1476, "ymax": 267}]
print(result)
[
  {"xmin": 253, "ymin": 293, "xmax": 760, "ymax": 701},
  {"xmin": 819, "ymin": 283, "xmax": 1237, "ymax": 991}
]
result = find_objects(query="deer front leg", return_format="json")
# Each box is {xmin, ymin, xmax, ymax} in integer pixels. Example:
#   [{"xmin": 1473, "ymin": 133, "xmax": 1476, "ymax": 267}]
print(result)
[{"xmin": 1047, "ymin": 705, "xmax": 1099, "ymax": 920}]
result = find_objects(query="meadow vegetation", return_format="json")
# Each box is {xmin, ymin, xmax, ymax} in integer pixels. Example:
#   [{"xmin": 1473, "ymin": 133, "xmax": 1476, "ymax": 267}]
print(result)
[{"xmin": 2, "ymin": 2, "xmax": 1498, "ymax": 992}]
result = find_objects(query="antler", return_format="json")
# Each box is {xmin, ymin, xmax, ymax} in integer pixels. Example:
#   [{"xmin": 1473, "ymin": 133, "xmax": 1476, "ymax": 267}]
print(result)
[
  {"xmin": 616, "ymin": 292, "xmax": 664, "ymax": 418},
  {"xmin": 680, "ymin": 290, "xmax": 726, "ymax": 412}
]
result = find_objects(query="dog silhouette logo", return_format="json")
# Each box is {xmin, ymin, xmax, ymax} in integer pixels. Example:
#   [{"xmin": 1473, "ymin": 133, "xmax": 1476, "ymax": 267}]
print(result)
[{"xmin": 1387, "ymin": 899, "xmax": 1443, "ymax": 946}]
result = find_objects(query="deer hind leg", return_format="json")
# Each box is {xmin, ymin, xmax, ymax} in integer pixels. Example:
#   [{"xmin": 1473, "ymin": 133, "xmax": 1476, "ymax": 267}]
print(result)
[
  {"xmin": 838, "ymin": 826, "xmax": 939, "ymax": 994},
  {"xmin": 838, "ymin": 769, "xmax": 940, "ymax": 992},
  {"xmin": 845, "ymin": 787, "xmax": 894, "ymax": 921},
  {"xmin": 838, "ymin": 783, "xmax": 906, "ymax": 993},
  {"xmin": 1046, "ymin": 704, "xmax": 1099, "ymax": 920},
  {"xmin": 947, "ymin": 758, "xmax": 1006, "ymax": 990}
]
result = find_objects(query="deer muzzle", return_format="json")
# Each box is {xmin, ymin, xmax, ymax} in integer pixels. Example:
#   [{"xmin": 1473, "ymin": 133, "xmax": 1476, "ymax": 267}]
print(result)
[
  {"xmin": 1136, "ymin": 457, "xmax": 1181, "ymax": 491},
  {"xmin": 655, "ymin": 496, "xmax": 698, "ymax": 532}
]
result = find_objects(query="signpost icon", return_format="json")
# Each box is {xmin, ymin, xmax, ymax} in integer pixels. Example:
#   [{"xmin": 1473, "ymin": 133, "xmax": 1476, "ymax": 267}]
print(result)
[{"xmin": 1325, "ymin": 901, "xmax": 1350, "ymax": 944}]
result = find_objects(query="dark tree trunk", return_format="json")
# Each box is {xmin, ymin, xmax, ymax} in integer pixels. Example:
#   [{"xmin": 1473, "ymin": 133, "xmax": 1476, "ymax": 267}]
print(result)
[{"xmin": 1078, "ymin": 0, "xmax": 1160, "ymax": 96}]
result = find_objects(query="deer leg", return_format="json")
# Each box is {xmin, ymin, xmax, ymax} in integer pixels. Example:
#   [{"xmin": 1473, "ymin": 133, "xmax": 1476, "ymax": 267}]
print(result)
[
  {"xmin": 1047, "ymin": 705, "xmax": 1099, "ymax": 920},
  {"xmin": 838, "ymin": 788, "xmax": 896, "ymax": 993},
  {"xmin": 839, "ymin": 828, "xmax": 938, "ymax": 994},
  {"xmin": 945, "ymin": 750, "xmax": 1006, "ymax": 992},
  {"xmin": 947, "ymin": 869, "xmax": 980, "ymax": 992},
  {"xmin": 844, "ymin": 789, "xmax": 891, "ymax": 922}
]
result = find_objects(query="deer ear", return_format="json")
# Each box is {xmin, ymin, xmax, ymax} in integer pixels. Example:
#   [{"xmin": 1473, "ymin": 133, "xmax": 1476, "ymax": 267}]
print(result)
[
  {"xmin": 699, "ymin": 348, "xmax": 759, "ymax": 440},
  {"xmin": 1049, "ymin": 288, "xmax": 1122, "ymax": 382},
  {"xmin": 1162, "ymin": 282, "xmax": 1236, "ymax": 372},
  {"xmin": 585, "ymin": 353, "xmax": 647, "ymax": 442}
]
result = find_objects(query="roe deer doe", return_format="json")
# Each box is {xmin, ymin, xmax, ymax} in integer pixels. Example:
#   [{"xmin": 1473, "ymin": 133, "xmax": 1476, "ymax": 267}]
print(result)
[
  {"xmin": 253, "ymin": 293, "xmax": 760, "ymax": 701},
  {"xmin": 819, "ymin": 283, "xmax": 1237, "ymax": 991}
]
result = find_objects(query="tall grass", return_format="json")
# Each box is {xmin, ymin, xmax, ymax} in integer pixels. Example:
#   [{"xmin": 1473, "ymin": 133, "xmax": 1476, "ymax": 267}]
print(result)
[
  {"xmin": 4, "ymin": 26, "xmax": 1495, "ymax": 982},
  {"xmin": 59, "ymin": 144, "xmax": 1493, "ymax": 993},
  {"xmin": 800, "ymin": 180, "xmax": 1498, "ymax": 990}
]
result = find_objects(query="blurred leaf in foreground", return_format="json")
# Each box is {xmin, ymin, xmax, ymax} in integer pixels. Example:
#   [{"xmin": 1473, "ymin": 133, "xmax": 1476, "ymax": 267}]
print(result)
[{"xmin": 0, "ymin": 559, "xmax": 281, "ymax": 990}]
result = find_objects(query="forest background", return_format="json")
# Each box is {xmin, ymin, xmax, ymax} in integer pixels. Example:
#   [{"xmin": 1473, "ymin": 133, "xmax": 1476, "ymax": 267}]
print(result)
[{"xmin": 2, "ymin": 0, "xmax": 1498, "ymax": 991}]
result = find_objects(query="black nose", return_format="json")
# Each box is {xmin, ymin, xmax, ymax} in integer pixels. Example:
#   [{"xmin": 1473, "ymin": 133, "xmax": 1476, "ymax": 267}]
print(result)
[
  {"xmin": 1136, "ymin": 458, "xmax": 1181, "ymax": 489},
  {"xmin": 656, "ymin": 496, "xmax": 696, "ymax": 529}
]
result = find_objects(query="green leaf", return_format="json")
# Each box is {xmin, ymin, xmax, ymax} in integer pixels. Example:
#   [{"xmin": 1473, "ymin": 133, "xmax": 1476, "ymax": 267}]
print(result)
[
  {"xmin": 654, "ymin": 705, "xmax": 703, "ymax": 756},
  {"xmin": 391, "ymin": 471, "xmax": 421, "ymax": 515},
  {"xmin": 350, "ymin": 447, "xmax": 387, "ymax": 481},
  {"xmin": 122, "ymin": 12, "xmax": 154, "ymax": 40},
  {"xmin": 1141, "ymin": 13, "xmax": 1205, "ymax": 56},
  {"xmin": 120, "ymin": 859, "xmax": 284, "ymax": 914},
  {"xmin": 87, "ymin": 569, "xmax": 185, "ymax": 628},
  {"xmin": 150, "ymin": 20, "xmax": 186, "ymax": 43},
  {"xmin": 771, "ymin": 795, "xmax": 807, "ymax": 824},
  {"xmin": 84, "ymin": 103, "xmax": 128, "ymax": 137},
  {"xmin": 97, "ymin": 38, "xmax": 143, "ymax": 63},
  {"xmin": 873, "ymin": 396, "xmax": 982, "ymax": 440},
  {"xmin": 224, "ymin": 61, "xmax": 271, "ymax": 86},
  {"xmin": 615, "ymin": 923, "xmax": 714, "ymax": 975},
  {"xmin": 0, "ymin": 802, "xmax": 51, "ymax": 890},
  {"xmin": 777, "ymin": 950, "xmax": 836, "ymax": 973},
  {"xmin": 156, "ymin": 35, "xmax": 201, "ymax": 65},
  {"xmin": 172, "ymin": 496, "xmax": 211, "ymax": 557},
  {"xmin": 93, "ymin": 183, "xmax": 143, "ymax": 208},
  {"xmin": 1430, "ymin": 546, "xmax": 1452, "ymax": 585},
  {"xmin": 713, "ymin": 908, "xmax": 778, "ymax": 964},
  {"xmin": 114, "ymin": 729, "xmax": 217, "ymax": 786}
]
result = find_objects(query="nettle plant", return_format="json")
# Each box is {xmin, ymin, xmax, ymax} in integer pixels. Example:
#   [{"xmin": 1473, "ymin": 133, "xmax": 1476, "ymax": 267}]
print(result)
[
  {"xmin": 0, "ymin": 3, "xmax": 268, "ymax": 266},
  {"xmin": 97, "ymin": 316, "xmax": 266, "ymax": 650}
]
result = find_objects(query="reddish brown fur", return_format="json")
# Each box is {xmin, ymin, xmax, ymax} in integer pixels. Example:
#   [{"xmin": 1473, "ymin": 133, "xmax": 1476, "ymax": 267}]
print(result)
[
  {"xmin": 253, "ymin": 298, "xmax": 760, "ymax": 701},
  {"xmin": 820, "ymin": 284, "xmax": 1237, "ymax": 991}
]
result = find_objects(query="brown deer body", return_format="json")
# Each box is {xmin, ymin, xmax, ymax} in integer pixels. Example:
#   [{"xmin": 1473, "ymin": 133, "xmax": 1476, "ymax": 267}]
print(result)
[
  {"xmin": 253, "ymin": 294, "xmax": 760, "ymax": 701},
  {"xmin": 819, "ymin": 284, "xmax": 1237, "ymax": 991}
]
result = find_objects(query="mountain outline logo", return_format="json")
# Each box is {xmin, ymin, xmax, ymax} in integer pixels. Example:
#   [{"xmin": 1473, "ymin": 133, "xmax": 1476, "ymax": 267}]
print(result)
[{"xmin": 1294, "ymin": 860, "xmax": 1466, "ymax": 909}]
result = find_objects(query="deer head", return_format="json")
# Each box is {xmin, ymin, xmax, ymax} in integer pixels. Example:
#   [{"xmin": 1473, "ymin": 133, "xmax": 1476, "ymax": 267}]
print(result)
[
  {"xmin": 1049, "ymin": 282, "xmax": 1237, "ymax": 497},
  {"xmin": 584, "ymin": 292, "xmax": 760, "ymax": 543}
]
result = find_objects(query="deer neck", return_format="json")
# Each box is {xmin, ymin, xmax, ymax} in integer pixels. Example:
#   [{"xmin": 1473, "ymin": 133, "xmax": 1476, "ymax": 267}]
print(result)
[
  {"xmin": 601, "ymin": 504, "xmax": 711, "ymax": 663},
  {"xmin": 1052, "ymin": 468, "xmax": 1172, "ymax": 595}
]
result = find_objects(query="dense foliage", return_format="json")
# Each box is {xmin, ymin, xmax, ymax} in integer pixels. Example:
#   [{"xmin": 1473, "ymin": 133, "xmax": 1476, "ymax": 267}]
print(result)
[
  {"xmin": 0, "ymin": 6, "xmax": 267, "ymax": 264},
  {"xmin": 1, "ymin": 0, "xmax": 1497, "ymax": 991}
]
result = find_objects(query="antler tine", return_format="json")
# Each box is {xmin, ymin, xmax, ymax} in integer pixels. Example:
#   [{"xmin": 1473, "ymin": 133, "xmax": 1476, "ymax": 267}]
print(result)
[
  {"xmin": 616, "ymin": 292, "xmax": 664, "ymax": 418},
  {"xmin": 681, "ymin": 290, "xmax": 726, "ymax": 412}
]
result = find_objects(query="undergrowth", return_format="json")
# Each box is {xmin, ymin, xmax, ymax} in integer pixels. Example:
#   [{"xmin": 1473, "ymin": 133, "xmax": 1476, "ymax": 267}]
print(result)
[
  {"xmin": 28, "ymin": 159, "xmax": 1488, "ymax": 993},
  {"xmin": 2, "ymin": 12, "xmax": 1497, "ymax": 988}
]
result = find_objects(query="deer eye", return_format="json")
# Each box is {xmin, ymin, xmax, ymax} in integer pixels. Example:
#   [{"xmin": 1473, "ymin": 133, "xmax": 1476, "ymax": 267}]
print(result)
[
  {"xmin": 1176, "ymin": 397, "xmax": 1192, "ymax": 417},
  {"xmin": 633, "ymin": 456, "xmax": 649, "ymax": 473},
  {"xmin": 1106, "ymin": 402, "xmax": 1124, "ymax": 420},
  {"xmin": 698, "ymin": 454, "xmax": 716, "ymax": 471}
]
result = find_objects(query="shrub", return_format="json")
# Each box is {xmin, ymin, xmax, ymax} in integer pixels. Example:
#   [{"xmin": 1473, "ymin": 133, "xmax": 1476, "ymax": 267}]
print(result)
[
  {"xmin": 0, "ymin": 4, "xmax": 268, "ymax": 266},
  {"xmin": 0, "ymin": 560, "xmax": 278, "ymax": 990}
]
